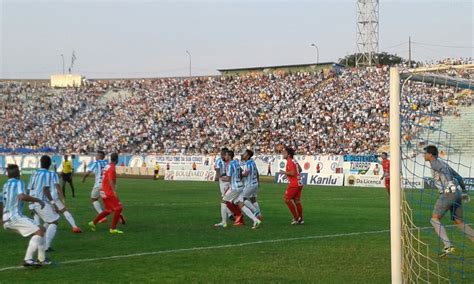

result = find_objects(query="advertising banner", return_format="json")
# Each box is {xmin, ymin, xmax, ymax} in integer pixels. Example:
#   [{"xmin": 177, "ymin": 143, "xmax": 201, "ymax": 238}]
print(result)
[
  {"xmin": 464, "ymin": 177, "xmax": 474, "ymax": 191},
  {"xmin": 164, "ymin": 170, "xmax": 216, "ymax": 181},
  {"xmin": 306, "ymin": 173, "xmax": 344, "ymax": 186},
  {"xmin": 276, "ymin": 155, "xmax": 343, "ymax": 175},
  {"xmin": 343, "ymin": 155, "xmax": 381, "ymax": 175},
  {"xmin": 402, "ymin": 177, "xmax": 424, "ymax": 189},
  {"xmin": 274, "ymin": 173, "xmax": 309, "ymax": 185},
  {"xmin": 345, "ymin": 174, "xmax": 383, "ymax": 188}
]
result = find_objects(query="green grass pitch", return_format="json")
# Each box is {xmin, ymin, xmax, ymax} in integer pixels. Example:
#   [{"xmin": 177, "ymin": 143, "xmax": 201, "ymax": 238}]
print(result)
[{"xmin": 0, "ymin": 177, "xmax": 472, "ymax": 282}]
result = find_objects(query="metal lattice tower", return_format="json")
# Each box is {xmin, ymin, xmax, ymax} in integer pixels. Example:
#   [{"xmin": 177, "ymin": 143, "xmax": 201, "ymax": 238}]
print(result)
[{"xmin": 356, "ymin": 0, "xmax": 379, "ymax": 67}]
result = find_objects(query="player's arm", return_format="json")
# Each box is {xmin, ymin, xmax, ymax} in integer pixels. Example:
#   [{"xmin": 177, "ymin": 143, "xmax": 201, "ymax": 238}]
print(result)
[
  {"xmin": 221, "ymin": 175, "xmax": 231, "ymax": 182},
  {"xmin": 108, "ymin": 177, "xmax": 116, "ymax": 192},
  {"xmin": 437, "ymin": 162, "xmax": 456, "ymax": 191},
  {"xmin": 221, "ymin": 165, "xmax": 231, "ymax": 182},
  {"xmin": 18, "ymin": 194, "xmax": 45, "ymax": 209},
  {"xmin": 82, "ymin": 170, "xmax": 93, "ymax": 183},
  {"xmin": 241, "ymin": 164, "xmax": 250, "ymax": 177},
  {"xmin": 109, "ymin": 167, "xmax": 117, "ymax": 192},
  {"xmin": 56, "ymin": 184, "xmax": 65, "ymax": 204},
  {"xmin": 214, "ymin": 161, "xmax": 222, "ymax": 179},
  {"xmin": 43, "ymin": 186, "xmax": 58, "ymax": 211},
  {"xmin": 449, "ymin": 166, "xmax": 466, "ymax": 192},
  {"xmin": 280, "ymin": 163, "xmax": 296, "ymax": 177}
]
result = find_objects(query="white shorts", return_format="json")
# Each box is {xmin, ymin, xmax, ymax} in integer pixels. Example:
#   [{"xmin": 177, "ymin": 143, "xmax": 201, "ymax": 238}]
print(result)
[
  {"xmin": 54, "ymin": 199, "xmax": 66, "ymax": 211},
  {"xmin": 3, "ymin": 217, "xmax": 40, "ymax": 237},
  {"xmin": 33, "ymin": 203, "xmax": 60, "ymax": 223},
  {"xmin": 243, "ymin": 184, "xmax": 259, "ymax": 198},
  {"xmin": 222, "ymin": 188, "xmax": 243, "ymax": 203},
  {"xmin": 219, "ymin": 180, "xmax": 230, "ymax": 196},
  {"xmin": 91, "ymin": 185, "xmax": 102, "ymax": 199}
]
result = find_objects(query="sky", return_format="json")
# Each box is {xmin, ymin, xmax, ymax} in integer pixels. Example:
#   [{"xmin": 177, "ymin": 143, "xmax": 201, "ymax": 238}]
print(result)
[{"xmin": 0, "ymin": 0, "xmax": 472, "ymax": 79}]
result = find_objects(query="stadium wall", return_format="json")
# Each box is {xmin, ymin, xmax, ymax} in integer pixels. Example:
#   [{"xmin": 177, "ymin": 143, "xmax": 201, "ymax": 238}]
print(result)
[{"xmin": 3, "ymin": 154, "xmax": 471, "ymax": 189}]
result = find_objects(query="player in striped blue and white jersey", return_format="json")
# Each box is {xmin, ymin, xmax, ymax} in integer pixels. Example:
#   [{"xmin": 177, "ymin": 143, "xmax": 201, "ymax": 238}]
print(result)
[
  {"xmin": 241, "ymin": 149, "xmax": 262, "ymax": 219},
  {"xmin": 214, "ymin": 148, "xmax": 230, "ymax": 196},
  {"xmin": 82, "ymin": 151, "xmax": 109, "ymax": 216},
  {"xmin": 28, "ymin": 156, "xmax": 60, "ymax": 252},
  {"xmin": 213, "ymin": 147, "xmax": 234, "ymax": 226},
  {"xmin": 218, "ymin": 150, "xmax": 261, "ymax": 229},
  {"xmin": 48, "ymin": 165, "xmax": 82, "ymax": 233},
  {"xmin": 1, "ymin": 164, "xmax": 50, "ymax": 267}
]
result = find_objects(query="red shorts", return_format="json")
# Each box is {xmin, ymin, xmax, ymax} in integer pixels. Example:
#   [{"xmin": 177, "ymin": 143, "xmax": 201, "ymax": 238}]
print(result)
[
  {"xmin": 103, "ymin": 195, "xmax": 123, "ymax": 212},
  {"xmin": 285, "ymin": 185, "xmax": 303, "ymax": 201}
]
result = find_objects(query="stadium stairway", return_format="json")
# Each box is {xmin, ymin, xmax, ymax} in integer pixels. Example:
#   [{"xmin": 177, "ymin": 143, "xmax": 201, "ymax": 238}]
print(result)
[{"xmin": 424, "ymin": 105, "xmax": 474, "ymax": 155}]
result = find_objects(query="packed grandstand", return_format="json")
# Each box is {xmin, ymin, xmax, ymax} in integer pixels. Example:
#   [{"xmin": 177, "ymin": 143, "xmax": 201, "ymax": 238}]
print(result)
[{"xmin": 0, "ymin": 62, "xmax": 472, "ymax": 155}]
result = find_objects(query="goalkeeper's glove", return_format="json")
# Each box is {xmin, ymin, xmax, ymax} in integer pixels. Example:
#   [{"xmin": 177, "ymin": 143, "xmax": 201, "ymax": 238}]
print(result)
[{"xmin": 445, "ymin": 181, "xmax": 457, "ymax": 193}]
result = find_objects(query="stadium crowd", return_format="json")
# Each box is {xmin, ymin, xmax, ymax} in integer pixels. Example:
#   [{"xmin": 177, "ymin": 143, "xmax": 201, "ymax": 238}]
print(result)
[{"xmin": 0, "ymin": 66, "xmax": 472, "ymax": 155}]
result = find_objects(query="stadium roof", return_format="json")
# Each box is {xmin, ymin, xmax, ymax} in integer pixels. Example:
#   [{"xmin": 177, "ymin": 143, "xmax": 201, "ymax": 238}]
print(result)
[{"xmin": 217, "ymin": 62, "xmax": 343, "ymax": 72}]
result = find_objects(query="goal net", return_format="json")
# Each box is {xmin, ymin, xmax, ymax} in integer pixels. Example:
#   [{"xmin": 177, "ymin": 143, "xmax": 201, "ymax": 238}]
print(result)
[{"xmin": 390, "ymin": 64, "xmax": 474, "ymax": 283}]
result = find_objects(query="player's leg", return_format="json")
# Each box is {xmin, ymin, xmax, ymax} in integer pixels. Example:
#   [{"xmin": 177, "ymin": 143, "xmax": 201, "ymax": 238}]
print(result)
[
  {"xmin": 6, "ymin": 217, "xmax": 47, "ymax": 266},
  {"xmin": 451, "ymin": 194, "xmax": 474, "ymax": 242},
  {"xmin": 236, "ymin": 192, "xmax": 261, "ymax": 229},
  {"xmin": 431, "ymin": 194, "xmax": 454, "ymax": 256},
  {"xmin": 110, "ymin": 209, "xmax": 124, "ymax": 233},
  {"xmin": 385, "ymin": 178, "xmax": 390, "ymax": 196},
  {"xmin": 284, "ymin": 186, "xmax": 299, "ymax": 223},
  {"xmin": 294, "ymin": 186, "xmax": 303, "ymax": 224},
  {"xmin": 119, "ymin": 214, "xmax": 126, "ymax": 225},
  {"xmin": 35, "ymin": 203, "xmax": 60, "ymax": 251},
  {"xmin": 68, "ymin": 176, "xmax": 76, "ymax": 197},
  {"xmin": 215, "ymin": 186, "xmax": 229, "ymax": 227},
  {"xmin": 107, "ymin": 196, "xmax": 124, "ymax": 234},
  {"xmin": 216, "ymin": 189, "xmax": 238, "ymax": 227},
  {"xmin": 220, "ymin": 181, "xmax": 233, "ymax": 218},
  {"xmin": 44, "ymin": 220, "xmax": 59, "ymax": 252},
  {"xmin": 91, "ymin": 186, "xmax": 103, "ymax": 213},
  {"xmin": 250, "ymin": 195, "xmax": 262, "ymax": 217},
  {"xmin": 56, "ymin": 200, "xmax": 81, "ymax": 233},
  {"xmin": 242, "ymin": 186, "xmax": 258, "ymax": 213},
  {"xmin": 93, "ymin": 209, "xmax": 111, "ymax": 225},
  {"xmin": 62, "ymin": 176, "xmax": 67, "ymax": 198}
]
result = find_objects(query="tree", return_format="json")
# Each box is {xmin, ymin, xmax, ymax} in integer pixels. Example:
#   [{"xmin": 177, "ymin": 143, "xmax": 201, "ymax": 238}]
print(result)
[{"xmin": 339, "ymin": 52, "xmax": 415, "ymax": 67}]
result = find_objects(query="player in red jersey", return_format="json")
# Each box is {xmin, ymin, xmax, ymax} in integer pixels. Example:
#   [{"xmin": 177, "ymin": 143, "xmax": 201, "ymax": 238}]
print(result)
[
  {"xmin": 380, "ymin": 152, "xmax": 390, "ymax": 195},
  {"xmin": 88, "ymin": 153, "xmax": 125, "ymax": 234},
  {"xmin": 280, "ymin": 146, "xmax": 304, "ymax": 225}
]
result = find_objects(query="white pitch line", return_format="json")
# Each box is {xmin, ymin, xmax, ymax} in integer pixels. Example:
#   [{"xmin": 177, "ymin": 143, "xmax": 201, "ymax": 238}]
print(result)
[{"xmin": 0, "ymin": 229, "xmax": 389, "ymax": 272}]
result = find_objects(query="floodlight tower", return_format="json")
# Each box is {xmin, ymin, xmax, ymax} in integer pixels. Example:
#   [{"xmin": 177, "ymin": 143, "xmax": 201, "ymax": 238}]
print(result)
[{"xmin": 356, "ymin": 0, "xmax": 379, "ymax": 67}]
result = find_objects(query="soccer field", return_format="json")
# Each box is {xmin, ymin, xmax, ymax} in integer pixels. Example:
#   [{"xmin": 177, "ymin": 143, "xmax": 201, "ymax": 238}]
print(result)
[
  {"xmin": 0, "ymin": 177, "xmax": 391, "ymax": 282},
  {"xmin": 0, "ymin": 177, "xmax": 469, "ymax": 283}
]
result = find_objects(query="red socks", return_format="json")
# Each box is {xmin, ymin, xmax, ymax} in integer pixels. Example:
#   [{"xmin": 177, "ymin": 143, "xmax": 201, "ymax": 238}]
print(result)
[
  {"xmin": 94, "ymin": 211, "xmax": 110, "ymax": 224},
  {"xmin": 286, "ymin": 201, "xmax": 298, "ymax": 220},
  {"xmin": 111, "ymin": 209, "xmax": 123, "ymax": 229},
  {"xmin": 225, "ymin": 202, "xmax": 241, "ymax": 217},
  {"xmin": 296, "ymin": 203, "xmax": 303, "ymax": 220}
]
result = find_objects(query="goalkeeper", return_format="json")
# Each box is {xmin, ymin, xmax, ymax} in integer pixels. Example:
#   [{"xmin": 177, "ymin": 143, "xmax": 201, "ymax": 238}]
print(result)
[{"xmin": 424, "ymin": 145, "xmax": 474, "ymax": 257}]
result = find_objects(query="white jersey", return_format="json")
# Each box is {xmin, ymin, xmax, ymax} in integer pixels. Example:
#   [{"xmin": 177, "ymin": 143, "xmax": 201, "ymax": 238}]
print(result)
[
  {"xmin": 242, "ymin": 159, "xmax": 258, "ymax": 187},
  {"xmin": 88, "ymin": 159, "xmax": 108, "ymax": 187},
  {"xmin": 227, "ymin": 160, "xmax": 244, "ymax": 191},
  {"xmin": 27, "ymin": 169, "xmax": 55, "ymax": 201},
  {"xmin": 215, "ymin": 157, "xmax": 227, "ymax": 177},
  {"xmin": 2, "ymin": 178, "xmax": 27, "ymax": 222}
]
